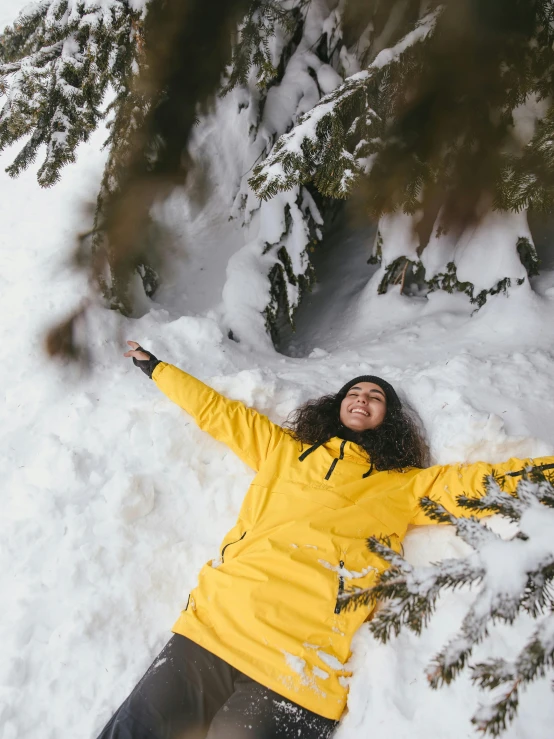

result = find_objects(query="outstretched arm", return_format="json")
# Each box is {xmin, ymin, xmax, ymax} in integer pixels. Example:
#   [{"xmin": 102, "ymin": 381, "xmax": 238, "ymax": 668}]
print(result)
[
  {"xmin": 410, "ymin": 455, "xmax": 554, "ymax": 525},
  {"xmin": 124, "ymin": 341, "xmax": 285, "ymax": 471}
]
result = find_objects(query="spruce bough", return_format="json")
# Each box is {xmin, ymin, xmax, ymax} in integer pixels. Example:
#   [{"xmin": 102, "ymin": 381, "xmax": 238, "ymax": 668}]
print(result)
[
  {"xmin": 0, "ymin": 0, "xmax": 143, "ymax": 187},
  {"xmin": 338, "ymin": 470, "xmax": 554, "ymax": 736}
]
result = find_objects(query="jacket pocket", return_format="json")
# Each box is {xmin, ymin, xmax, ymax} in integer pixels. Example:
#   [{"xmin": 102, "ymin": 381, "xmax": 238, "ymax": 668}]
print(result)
[{"xmin": 221, "ymin": 531, "xmax": 247, "ymax": 563}]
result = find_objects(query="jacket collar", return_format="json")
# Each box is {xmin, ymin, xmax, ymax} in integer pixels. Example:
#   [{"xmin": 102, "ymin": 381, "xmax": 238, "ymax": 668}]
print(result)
[{"xmin": 325, "ymin": 437, "xmax": 368, "ymax": 464}]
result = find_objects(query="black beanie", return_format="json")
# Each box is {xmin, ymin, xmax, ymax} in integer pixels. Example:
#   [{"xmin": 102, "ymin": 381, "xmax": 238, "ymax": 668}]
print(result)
[{"xmin": 337, "ymin": 375, "xmax": 401, "ymax": 411}]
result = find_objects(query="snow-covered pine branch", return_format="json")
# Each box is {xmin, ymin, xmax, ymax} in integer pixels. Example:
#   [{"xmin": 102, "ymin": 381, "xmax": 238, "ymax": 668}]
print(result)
[
  {"xmin": 0, "ymin": 0, "xmax": 147, "ymax": 187},
  {"xmin": 471, "ymin": 617, "xmax": 554, "ymax": 735},
  {"xmin": 249, "ymin": 9, "xmax": 440, "ymax": 202},
  {"xmin": 221, "ymin": 0, "xmax": 309, "ymax": 94},
  {"xmin": 220, "ymin": 0, "xmax": 356, "ymax": 344},
  {"xmin": 338, "ymin": 472, "xmax": 554, "ymax": 736},
  {"xmin": 0, "ymin": 41, "xmax": 64, "ymax": 74}
]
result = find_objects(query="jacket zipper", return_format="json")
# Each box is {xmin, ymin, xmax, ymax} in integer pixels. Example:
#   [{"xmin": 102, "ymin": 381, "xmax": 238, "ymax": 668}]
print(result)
[
  {"xmin": 334, "ymin": 560, "xmax": 345, "ymax": 614},
  {"xmin": 221, "ymin": 531, "xmax": 247, "ymax": 563},
  {"xmin": 325, "ymin": 439, "xmax": 346, "ymax": 480}
]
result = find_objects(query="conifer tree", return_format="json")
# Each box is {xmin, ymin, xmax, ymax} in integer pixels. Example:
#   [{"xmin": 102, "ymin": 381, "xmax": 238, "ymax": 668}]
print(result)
[
  {"xmin": 218, "ymin": 0, "xmax": 356, "ymax": 342},
  {"xmin": 338, "ymin": 469, "xmax": 554, "ymax": 735},
  {"xmin": 250, "ymin": 0, "xmax": 552, "ymax": 305}
]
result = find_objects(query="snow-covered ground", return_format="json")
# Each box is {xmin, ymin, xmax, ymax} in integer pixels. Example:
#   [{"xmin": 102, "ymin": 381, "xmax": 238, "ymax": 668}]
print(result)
[{"xmin": 2, "ymin": 4, "xmax": 554, "ymax": 738}]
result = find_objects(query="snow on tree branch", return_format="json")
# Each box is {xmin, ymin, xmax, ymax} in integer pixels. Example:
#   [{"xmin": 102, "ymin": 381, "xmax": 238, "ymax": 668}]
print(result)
[
  {"xmin": 249, "ymin": 9, "xmax": 440, "ymax": 201},
  {"xmin": 471, "ymin": 616, "xmax": 554, "ymax": 734},
  {"xmin": 338, "ymin": 472, "xmax": 554, "ymax": 735},
  {"xmin": 221, "ymin": 0, "xmax": 310, "ymax": 94},
  {"xmin": 0, "ymin": 0, "xmax": 147, "ymax": 186}
]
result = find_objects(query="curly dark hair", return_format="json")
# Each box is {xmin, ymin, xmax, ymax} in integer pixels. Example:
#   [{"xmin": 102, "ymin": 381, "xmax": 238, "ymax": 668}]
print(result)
[{"xmin": 285, "ymin": 392, "xmax": 428, "ymax": 472}]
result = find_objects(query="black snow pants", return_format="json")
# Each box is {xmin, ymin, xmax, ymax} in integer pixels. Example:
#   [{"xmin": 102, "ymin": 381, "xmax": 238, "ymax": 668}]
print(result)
[{"xmin": 96, "ymin": 634, "xmax": 338, "ymax": 739}]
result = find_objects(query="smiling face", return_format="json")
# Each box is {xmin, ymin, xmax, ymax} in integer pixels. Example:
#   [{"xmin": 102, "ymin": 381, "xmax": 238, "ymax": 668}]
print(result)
[{"xmin": 339, "ymin": 382, "xmax": 387, "ymax": 432}]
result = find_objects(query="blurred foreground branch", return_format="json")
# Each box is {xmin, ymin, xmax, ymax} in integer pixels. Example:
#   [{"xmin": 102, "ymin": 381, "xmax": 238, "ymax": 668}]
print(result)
[{"xmin": 46, "ymin": 0, "xmax": 249, "ymax": 360}]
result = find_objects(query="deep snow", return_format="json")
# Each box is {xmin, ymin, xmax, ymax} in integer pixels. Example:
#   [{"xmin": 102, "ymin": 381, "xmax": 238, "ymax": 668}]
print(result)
[{"xmin": 2, "ymin": 3, "xmax": 554, "ymax": 738}]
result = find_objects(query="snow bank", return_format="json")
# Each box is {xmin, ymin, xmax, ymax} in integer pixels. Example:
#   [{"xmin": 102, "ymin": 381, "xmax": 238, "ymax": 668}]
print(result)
[{"xmin": 421, "ymin": 208, "xmax": 532, "ymax": 294}]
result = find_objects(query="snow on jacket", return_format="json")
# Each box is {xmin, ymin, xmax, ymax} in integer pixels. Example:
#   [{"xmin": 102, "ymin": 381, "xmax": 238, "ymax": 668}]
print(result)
[{"xmin": 152, "ymin": 362, "xmax": 553, "ymax": 720}]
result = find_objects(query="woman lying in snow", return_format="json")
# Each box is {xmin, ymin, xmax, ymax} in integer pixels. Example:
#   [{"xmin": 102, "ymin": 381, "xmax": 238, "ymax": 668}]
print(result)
[{"xmin": 97, "ymin": 341, "xmax": 554, "ymax": 739}]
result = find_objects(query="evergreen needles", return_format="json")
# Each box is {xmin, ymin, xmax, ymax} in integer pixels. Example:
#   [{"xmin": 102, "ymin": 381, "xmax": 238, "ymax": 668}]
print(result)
[
  {"xmin": 221, "ymin": 0, "xmax": 305, "ymax": 94},
  {"xmin": 338, "ymin": 471, "xmax": 554, "ymax": 735},
  {"xmin": 251, "ymin": 1, "xmax": 554, "ymax": 219},
  {"xmin": 0, "ymin": 1, "xmax": 143, "ymax": 187}
]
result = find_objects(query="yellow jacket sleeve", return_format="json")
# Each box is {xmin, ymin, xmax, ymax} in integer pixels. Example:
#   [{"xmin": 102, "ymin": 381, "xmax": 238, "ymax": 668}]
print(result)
[
  {"xmin": 152, "ymin": 362, "xmax": 286, "ymax": 471},
  {"xmin": 410, "ymin": 456, "xmax": 554, "ymax": 525}
]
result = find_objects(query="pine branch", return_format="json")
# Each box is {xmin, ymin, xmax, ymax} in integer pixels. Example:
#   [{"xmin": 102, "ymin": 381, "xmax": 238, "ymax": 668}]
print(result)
[
  {"xmin": 456, "ymin": 475, "xmax": 525, "ymax": 522},
  {"xmin": 221, "ymin": 0, "xmax": 307, "ymax": 94},
  {"xmin": 418, "ymin": 495, "xmax": 457, "ymax": 524},
  {"xmin": 251, "ymin": 0, "xmax": 554, "ymax": 243},
  {"xmin": 49, "ymin": 0, "xmax": 252, "ymax": 331},
  {"xmin": 249, "ymin": 8, "xmax": 440, "ymax": 205},
  {"xmin": 471, "ymin": 677, "xmax": 521, "ymax": 737},
  {"xmin": 471, "ymin": 615, "xmax": 554, "ymax": 735},
  {"xmin": 0, "ymin": 41, "xmax": 64, "ymax": 74},
  {"xmin": 0, "ymin": 1, "xmax": 145, "ymax": 186},
  {"xmin": 339, "ymin": 534, "xmax": 485, "ymax": 643},
  {"xmin": 520, "ymin": 564, "xmax": 554, "ymax": 618},
  {"xmin": 343, "ymin": 474, "xmax": 554, "ymax": 734}
]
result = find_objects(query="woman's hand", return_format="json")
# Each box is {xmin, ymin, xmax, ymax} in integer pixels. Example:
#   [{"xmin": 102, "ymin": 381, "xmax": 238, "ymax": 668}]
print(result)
[
  {"xmin": 124, "ymin": 340, "xmax": 161, "ymax": 378},
  {"xmin": 124, "ymin": 340, "xmax": 151, "ymax": 361}
]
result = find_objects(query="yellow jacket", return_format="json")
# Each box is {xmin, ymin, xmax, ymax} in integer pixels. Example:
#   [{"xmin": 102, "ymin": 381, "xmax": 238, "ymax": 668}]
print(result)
[{"xmin": 152, "ymin": 362, "xmax": 553, "ymax": 720}]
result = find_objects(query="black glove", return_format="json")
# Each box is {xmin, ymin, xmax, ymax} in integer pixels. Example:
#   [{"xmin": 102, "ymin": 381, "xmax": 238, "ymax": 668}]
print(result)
[{"xmin": 133, "ymin": 346, "xmax": 161, "ymax": 379}]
